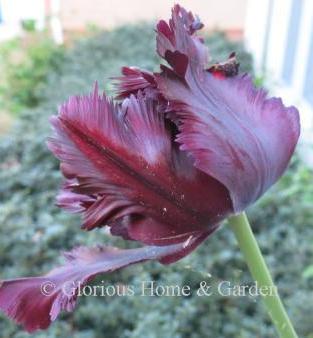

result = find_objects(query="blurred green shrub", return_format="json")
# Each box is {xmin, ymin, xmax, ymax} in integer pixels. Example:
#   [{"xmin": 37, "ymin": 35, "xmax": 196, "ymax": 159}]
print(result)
[
  {"xmin": 0, "ymin": 24, "xmax": 311, "ymax": 338},
  {"xmin": 21, "ymin": 19, "xmax": 37, "ymax": 32},
  {"xmin": 0, "ymin": 32, "xmax": 64, "ymax": 114}
]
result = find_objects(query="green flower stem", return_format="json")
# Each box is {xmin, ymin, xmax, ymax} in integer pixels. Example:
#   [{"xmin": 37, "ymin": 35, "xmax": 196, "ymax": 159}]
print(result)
[{"xmin": 228, "ymin": 212, "xmax": 298, "ymax": 338}]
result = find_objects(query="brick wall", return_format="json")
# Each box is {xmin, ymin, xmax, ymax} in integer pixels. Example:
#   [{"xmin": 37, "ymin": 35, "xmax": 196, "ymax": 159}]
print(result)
[{"xmin": 60, "ymin": 0, "xmax": 247, "ymax": 35}]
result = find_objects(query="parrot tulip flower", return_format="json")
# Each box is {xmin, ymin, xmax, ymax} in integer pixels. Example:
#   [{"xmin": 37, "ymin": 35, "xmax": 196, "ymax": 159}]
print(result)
[{"xmin": 0, "ymin": 4, "xmax": 300, "ymax": 334}]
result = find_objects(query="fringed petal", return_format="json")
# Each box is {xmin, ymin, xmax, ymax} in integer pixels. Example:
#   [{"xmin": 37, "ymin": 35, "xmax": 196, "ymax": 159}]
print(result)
[
  {"xmin": 113, "ymin": 66, "xmax": 158, "ymax": 99},
  {"xmin": 155, "ymin": 5, "xmax": 300, "ymax": 211},
  {"xmin": 47, "ymin": 84, "xmax": 232, "ymax": 239},
  {"xmin": 0, "ymin": 232, "xmax": 208, "ymax": 332}
]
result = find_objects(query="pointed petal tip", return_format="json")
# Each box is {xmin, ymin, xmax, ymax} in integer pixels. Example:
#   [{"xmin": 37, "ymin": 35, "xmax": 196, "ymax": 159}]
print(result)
[{"xmin": 0, "ymin": 235, "xmax": 209, "ymax": 332}]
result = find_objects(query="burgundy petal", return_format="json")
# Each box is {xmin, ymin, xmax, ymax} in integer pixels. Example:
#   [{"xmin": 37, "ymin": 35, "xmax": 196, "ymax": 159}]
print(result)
[
  {"xmin": 0, "ymin": 233, "xmax": 208, "ymax": 332},
  {"xmin": 155, "ymin": 6, "xmax": 300, "ymax": 212},
  {"xmin": 47, "ymin": 84, "xmax": 232, "ymax": 244},
  {"xmin": 56, "ymin": 179, "xmax": 95, "ymax": 213},
  {"xmin": 156, "ymin": 4, "xmax": 208, "ymax": 70},
  {"xmin": 113, "ymin": 66, "xmax": 158, "ymax": 100}
]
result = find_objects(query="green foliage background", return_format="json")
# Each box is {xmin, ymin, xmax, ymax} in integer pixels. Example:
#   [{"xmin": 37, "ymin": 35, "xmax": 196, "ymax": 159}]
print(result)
[
  {"xmin": 0, "ymin": 24, "xmax": 312, "ymax": 338},
  {"xmin": 0, "ymin": 32, "xmax": 64, "ymax": 114}
]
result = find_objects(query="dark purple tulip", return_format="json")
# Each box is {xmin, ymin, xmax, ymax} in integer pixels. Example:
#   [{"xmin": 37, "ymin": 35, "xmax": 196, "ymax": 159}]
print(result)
[{"xmin": 0, "ymin": 4, "xmax": 299, "ymax": 333}]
